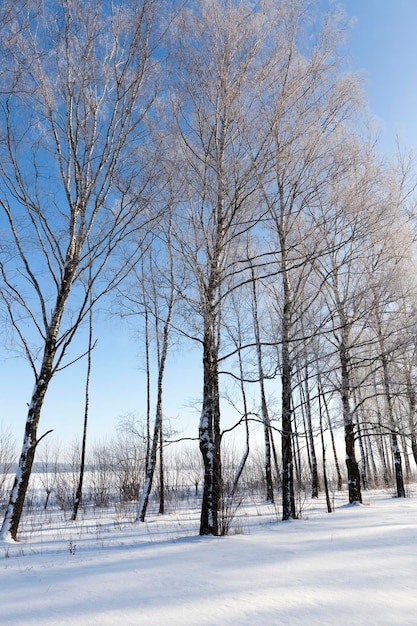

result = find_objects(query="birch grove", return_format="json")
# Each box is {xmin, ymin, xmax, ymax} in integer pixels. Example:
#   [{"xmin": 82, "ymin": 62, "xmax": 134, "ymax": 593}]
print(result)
[{"xmin": 1, "ymin": 0, "xmax": 417, "ymax": 540}]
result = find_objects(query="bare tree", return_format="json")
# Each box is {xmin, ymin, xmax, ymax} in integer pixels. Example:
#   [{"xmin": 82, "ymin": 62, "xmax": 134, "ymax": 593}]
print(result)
[
  {"xmin": 311, "ymin": 142, "xmax": 408, "ymax": 503},
  {"xmin": 249, "ymin": 263, "xmax": 276, "ymax": 503},
  {"xmin": 0, "ymin": 0, "xmax": 163, "ymax": 540},
  {"xmin": 256, "ymin": 4, "xmax": 361, "ymax": 518},
  {"xmin": 136, "ymin": 209, "xmax": 178, "ymax": 522},
  {"xmin": 169, "ymin": 0, "xmax": 280, "ymax": 536}
]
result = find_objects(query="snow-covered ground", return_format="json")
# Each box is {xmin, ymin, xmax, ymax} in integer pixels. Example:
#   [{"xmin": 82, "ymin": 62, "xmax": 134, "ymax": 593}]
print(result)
[{"xmin": 1, "ymin": 490, "xmax": 417, "ymax": 625}]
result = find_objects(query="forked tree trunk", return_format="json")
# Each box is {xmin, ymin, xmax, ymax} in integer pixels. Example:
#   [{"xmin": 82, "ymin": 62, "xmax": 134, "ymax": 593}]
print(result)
[
  {"xmin": 137, "ymin": 330, "xmax": 168, "ymax": 523},
  {"xmin": 137, "ymin": 285, "xmax": 174, "ymax": 521},
  {"xmin": 137, "ymin": 400, "xmax": 163, "ymax": 522}
]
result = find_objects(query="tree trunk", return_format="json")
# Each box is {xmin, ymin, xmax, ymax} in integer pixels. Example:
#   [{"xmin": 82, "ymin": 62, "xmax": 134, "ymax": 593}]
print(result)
[
  {"xmin": 199, "ymin": 317, "xmax": 222, "ymax": 535},
  {"xmin": 158, "ymin": 418, "xmax": 165, "ymax": 515},
  {"xmin": 340, "ymin": 334, "xmax": 362, "ymax": 504},
  {"xmin": 72, "ymin": 295, "xmax": 94, "ymax": 521},
  {"xmin": 379, "ymin": 342, "xmax": 405, "ymax": 497},
  {"xmin": 250, "ymin": 269, "xmax": 274, "ymax": 502},
  {"xmin": 401, "ymin": 434, "xmax": 411, "ymax": 482},
  {"xmin": 317, "ymin": 372, "xmax": 343, "ymax": 491},
  {"xmin": 318, "ymin": 385, "xmax": 332, "ymax": 513},
  {"xmin": 137, "ymin": 314, "xmax": 171, "ymax": 521},
  {"xmin": 406, "ymin": 372, "xmax": 417, "ymax": 467},
  {"xmin": 302, "ymin": 363, "xmax": 319, "ymax": 498},
  {"xmin": 391, "ymin": 430, "xmax": 406, "ymax": 497},
  {"xmin": 1, "ymin": 263, "xmax": 75, "ymax": 540},
  {"xmin": 281, "ymin": 295, "xmax": 296, "ymax": 520},
  {"xmin": 231, "ymin": 324, "xmax": 250, "ymax": 496},
  {"xmin": 356, "ymin": 418, "xmax": 368, "ymax": 490}
]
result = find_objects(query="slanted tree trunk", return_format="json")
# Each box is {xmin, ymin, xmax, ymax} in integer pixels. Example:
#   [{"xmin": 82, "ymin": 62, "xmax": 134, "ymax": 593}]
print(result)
[
  {"xmin": 72, "ymin": 292, "xmax": 94, "ymax": 521},
  {"xmin": 136, "ymin": 300, "xmax": 171, "ymax": 522},
  {"xmin": 0, "ymin": 0, "xmax": 160, "ymax": 540},
  {"xmin": 1, "ymin": 261, "xmax": 76, "ymax": 539},
  {"xmin": 137, "ymin": 220, "xmax": 176, "ymax": 522},
  {"xmin": 137, "ymin": 376, "xmax": 165, "ymax": 522}
]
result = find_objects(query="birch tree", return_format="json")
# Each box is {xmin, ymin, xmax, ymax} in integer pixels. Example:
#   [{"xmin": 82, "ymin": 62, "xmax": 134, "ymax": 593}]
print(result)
[
  {"xmin": 0, "ymin": 0, "xmax": 162, "ymax": 540},
  {"xmin": 256, "ymin": 4, "xmax": 361, "ymax": 519},
  {"xmin": 311, "ymin": 141, "xmax": 406, "ymax": 503},
  {"xmin": 169, "ymin": 0, "xmax": 278, "ymax": 535},
  {"xmin": 136, "ymin": 209, "xmax": 178, "ymax": 522}
]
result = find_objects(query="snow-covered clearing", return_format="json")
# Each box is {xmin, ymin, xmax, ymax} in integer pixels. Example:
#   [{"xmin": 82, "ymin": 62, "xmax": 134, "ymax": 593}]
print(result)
[{"xmin": 1, "ymin": 490, "xmax": 417, "ymax": 625}]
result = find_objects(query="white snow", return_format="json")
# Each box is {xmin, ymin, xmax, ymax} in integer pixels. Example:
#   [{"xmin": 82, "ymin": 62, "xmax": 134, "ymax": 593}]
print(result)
[{"xmin": 1, "ymin": 490, "xmax": 417, "ymax": 625}]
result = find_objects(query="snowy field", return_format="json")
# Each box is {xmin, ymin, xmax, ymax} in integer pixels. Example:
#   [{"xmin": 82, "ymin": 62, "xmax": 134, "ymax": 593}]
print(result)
[{"xmin": 1, "ymin": 489, "xmax": 417, "ymax": 625}]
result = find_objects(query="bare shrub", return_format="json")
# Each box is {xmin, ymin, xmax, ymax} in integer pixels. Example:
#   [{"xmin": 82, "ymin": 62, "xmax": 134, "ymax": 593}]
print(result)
[
  {"xmin": 89, "ymin": 443, "xmax": 114, "ymax": 507},
  {"xmin": 111, "ymin": 416, "xmax": 147, "ymax": 503}
]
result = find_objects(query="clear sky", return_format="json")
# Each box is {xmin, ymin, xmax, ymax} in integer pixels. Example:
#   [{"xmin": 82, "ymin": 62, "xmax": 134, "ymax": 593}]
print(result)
[
  {"xmin": 1, "ymin": 0, "xmax": 417, "ymax": 452},
  {"xmin": 342, "ymin": 0, "xmax": 417, "ymax": 154}
]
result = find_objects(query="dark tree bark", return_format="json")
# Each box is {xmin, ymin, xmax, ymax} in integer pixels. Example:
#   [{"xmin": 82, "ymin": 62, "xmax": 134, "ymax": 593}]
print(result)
[
  {"xmin": 340, "ymin": 332, "xmax": 362, "ymax": 504},
  {"xmin": 281, "ymin": 275, "xmax": 297, "ymax": 520},
  {"xmin": 199, "ymin": 309, "xmax": 222, "ymax": 535},
  {"xmin": 0, "ymin": 0, "xmax": 160, "ymax": 540},
  {"xmin": 72, "ymin": 290, "xmax": 94, "ymax": 521},
  {"xmin": 318, "ymin": 383, "xmax": 332, "ymax": 513},
  {"xmin": 250, "ymin": 267, "xmax": 274, "ymax": 503},
  {"xmin": 300, "ymin": 362, "xmax": 319, "ymax": 499},
  {"xmin": 1, "ymin": 261, "xmax": 76, "ymax": 539},
  {"xmin": 376, "ymin": 315, "xmax": 406, "ymax": 497}
]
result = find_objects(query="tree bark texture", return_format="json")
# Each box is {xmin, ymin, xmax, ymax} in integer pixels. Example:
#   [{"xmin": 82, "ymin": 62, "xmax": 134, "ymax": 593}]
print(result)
[
  {"xmin": 1, "ymin": 264, "xmax": 75, "ymax": 540},
  {"xmin": 199, "ymin": 316, "xmax": 222, "ymax": 536},
  {"xmin": 340, "ymin": 336, "xmax": 362, "ymax": 504}
]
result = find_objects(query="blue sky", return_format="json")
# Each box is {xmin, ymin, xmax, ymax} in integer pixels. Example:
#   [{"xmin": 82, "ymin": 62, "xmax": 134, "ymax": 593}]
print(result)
[
  {"xmin": 343, "ymin": 0, "xmax": 417, "ymax": 153},
  {"xmin": 1, "ymin": 0, "xmax": 417, "ymax": 450}
]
